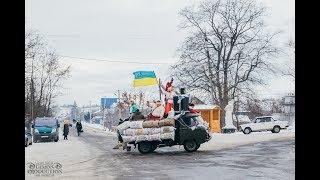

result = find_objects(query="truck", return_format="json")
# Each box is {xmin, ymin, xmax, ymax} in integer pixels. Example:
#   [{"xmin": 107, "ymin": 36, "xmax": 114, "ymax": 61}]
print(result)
[{"xmin": 125, "ymin": 112, "xmax": 211, "ymax": 154}]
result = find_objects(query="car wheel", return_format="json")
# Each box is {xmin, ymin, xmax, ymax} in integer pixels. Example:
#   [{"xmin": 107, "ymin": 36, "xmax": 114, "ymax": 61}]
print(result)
[
  {"xmin": 272, "ymin": 126, "xmax": 280, "ymax": 133},
  {"xmin": 54, "ymin": 137, "xmax": 59, "ymax": 142},
  {"xmin": 33, "ymin": 138, "xmax": 37, "ymax": 143},
  {"xmin": 183, "ymin": 140, "xmax": 199, "ymax": 152},
  {"xmin": 243, "ymin": 127, "xmax": 252, "ymax": 134},
  {"xmin": 138, "ymin": 142, "xmax": 152, "ymax": 154},
  {"xmin": 25, "ymin": 140, "xmax": 28, "ymax": 147}
]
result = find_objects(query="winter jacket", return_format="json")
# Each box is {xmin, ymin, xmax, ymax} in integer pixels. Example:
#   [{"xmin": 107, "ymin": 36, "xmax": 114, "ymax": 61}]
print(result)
[
  {"xmin": 151, "ymin": 105, "xmax": 165, "ymax": 118},
  {"xmin": 130, "ymin": 111, "xmax": 145, "ymax": 121},
  {"xmin": 129, "ymin": 104, "xmax": 139, "ymax": 113},
  {"xmin": 76, "ymin": 122, "xmax": 82, "ymax": 131},
  {"xmin": 63, "ymin": 124, "xmax": 69, "ymax": 136}
]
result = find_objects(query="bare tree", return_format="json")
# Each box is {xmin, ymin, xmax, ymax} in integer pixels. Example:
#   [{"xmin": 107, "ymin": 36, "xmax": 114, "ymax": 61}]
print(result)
[
  {"xmin": 25, "ymin": 30, "xmax": 70, "ymax": 121},
  {"xmin": 244, "ymin": 98, "xmax": 264, "ymax": 120},
  {"xmin": 172, "ymin": 0, "xmax": 279, "ymax": 127},
  {"xmin": 282, "ymin": 39, "xmax": 295, "ymax": 80}
]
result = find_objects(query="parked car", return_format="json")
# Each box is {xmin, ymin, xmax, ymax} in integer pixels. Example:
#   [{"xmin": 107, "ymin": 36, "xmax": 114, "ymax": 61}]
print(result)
[
  {"xmin": 240, "ymin": 116, "xmax": 289, "ymax": 134},
  {"xmin": 32, "ymin": 117, "xmax": 60, "ymax": 142},
  {"xmin": 25, "ymin": 127, "xmax": 32, "ymax": 147}
]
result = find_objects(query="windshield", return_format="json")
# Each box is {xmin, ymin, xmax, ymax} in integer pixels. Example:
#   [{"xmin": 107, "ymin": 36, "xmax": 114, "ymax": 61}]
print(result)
[{"xmin": 35, "ymin": 118, "xmax": 57, "ymax": 127}]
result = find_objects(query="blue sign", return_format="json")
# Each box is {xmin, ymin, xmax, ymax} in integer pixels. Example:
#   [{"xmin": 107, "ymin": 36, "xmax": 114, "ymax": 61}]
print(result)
[{"xmin": 101, "ymin": 98, "xmax": 118, "ymax": 108}]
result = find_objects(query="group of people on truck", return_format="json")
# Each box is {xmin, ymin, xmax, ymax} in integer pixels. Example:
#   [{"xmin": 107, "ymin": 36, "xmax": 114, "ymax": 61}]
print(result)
[{"xmin": 113, "ymin": 79, "xmax": 201, "ymax": 149}]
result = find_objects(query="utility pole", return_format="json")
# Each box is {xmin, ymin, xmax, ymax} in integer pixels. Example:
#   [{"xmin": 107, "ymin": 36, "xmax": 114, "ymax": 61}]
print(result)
[
  {"xmin": 102, "ymin": 106, "xmax": 106, "ymax": 130},
  {"xmin": 117, "ymin": 90, "xmax": 121, "ymax": 119},
  {"xmin": 158, "ymin": 78, "xmax": 162, "ymax": 101},
  {"xmin": 204, "ymin": 33, "xmax": 215, "ymax": 104},
  {"xmin": 30, "ymin": 57, "xmax": 35, "ymax": 123}
]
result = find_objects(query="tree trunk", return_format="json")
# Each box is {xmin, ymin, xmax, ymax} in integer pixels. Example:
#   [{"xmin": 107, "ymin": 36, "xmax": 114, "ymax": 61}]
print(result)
[{"xmin": 219, "ymin": 103, "xmax": 227, "ymax": 129}]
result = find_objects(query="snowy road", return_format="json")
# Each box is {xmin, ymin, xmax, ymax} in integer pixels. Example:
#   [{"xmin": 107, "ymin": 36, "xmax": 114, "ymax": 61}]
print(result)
[{"xmin": 26, "ymin": 124, "xmax": 295, "ymax": 180}]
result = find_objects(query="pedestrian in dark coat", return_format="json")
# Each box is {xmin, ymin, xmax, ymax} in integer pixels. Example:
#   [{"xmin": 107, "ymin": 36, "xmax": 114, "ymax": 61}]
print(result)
[
  {"xmin": 63, "ymin": 121, "xmax": 69, "ymax": 140},
  {"xmin": 76, "ymin": 121, "xmax": 83, "ymax": 136}
]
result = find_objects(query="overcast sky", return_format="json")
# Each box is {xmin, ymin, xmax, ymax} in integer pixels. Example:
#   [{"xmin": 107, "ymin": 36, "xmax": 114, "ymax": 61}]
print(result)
[{"xmin": 25, "ymin": 0, "xmax": 294, "ymax": 106}]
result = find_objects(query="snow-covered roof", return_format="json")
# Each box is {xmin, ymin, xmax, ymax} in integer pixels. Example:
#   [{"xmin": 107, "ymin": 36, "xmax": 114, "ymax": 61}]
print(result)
[{"xmin": 194, "ymin": 104, "xmax": 220, "ymax": 110}]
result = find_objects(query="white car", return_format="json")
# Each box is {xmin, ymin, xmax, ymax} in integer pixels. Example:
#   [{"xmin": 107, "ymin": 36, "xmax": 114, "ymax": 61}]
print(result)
[{"xmin": 240, "ymin": 116, "xmax": 289, "ymax": 134}]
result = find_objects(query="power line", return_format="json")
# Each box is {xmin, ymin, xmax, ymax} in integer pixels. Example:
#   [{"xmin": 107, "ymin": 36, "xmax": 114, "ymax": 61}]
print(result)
[
  {"xmin": 31, "ymin": 52, "xmax": 174, "ymax": 65},
  {"xmin": 58, "ymin": 55, "xmax": 173, "ymax": 65}
]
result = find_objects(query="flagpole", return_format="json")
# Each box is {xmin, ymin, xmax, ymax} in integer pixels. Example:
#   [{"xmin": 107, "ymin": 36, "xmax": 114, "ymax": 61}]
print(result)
[{"xmin": 158, "ymin": 78, "xmax": 162, "ymax": 101}]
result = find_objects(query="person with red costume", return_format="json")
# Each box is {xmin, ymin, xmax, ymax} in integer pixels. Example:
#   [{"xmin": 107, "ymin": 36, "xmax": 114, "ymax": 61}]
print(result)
[{"xmin": 161, "ymin": 78, "xmax": 175, "ymax": 118}]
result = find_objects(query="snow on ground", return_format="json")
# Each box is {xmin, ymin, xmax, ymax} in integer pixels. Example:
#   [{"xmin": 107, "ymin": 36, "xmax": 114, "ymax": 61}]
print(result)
[
  {"xmin": 82, "ymin": 121, "xmax": 116, "ymax": 136},
  {"xmin": 287, "ymin": 123, "xmax": 295, "ymax": 132},
  {"xmin": 200, "ymin": 130, "xmax": 295, "ymax": 151},
  {"xmin": 83, "ymin": 121, "xmax": 294, "ymax": 151},
  {"xmin": 25, "ymin": 129, "xmax": 96, "ymax": 180},
  {"xmin": 83, "ymin": 120, "xmax": 294, "ymax": 152}
]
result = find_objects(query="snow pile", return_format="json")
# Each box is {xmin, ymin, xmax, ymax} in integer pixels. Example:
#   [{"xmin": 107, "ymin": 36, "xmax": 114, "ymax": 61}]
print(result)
[
  {"xmin": 287, "ymin": 123, "xmax": 295, "ymax": 132},
  {"xmin": 236, "ymin": 114, "xmax": 251, "ymax": 123},
  {"xmin": 200, "ymin": 130, "xmax": 295, "ymax": 151},
  {"xmin": 82, "ymin": 121, "xmax": 116, "ymax": 135}
]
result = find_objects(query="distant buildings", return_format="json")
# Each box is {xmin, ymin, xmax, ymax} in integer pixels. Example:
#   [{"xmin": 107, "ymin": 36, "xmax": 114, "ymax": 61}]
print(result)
[{"xmin": 100, "ymin": 97, "xmax": 118, "ymax": 109}]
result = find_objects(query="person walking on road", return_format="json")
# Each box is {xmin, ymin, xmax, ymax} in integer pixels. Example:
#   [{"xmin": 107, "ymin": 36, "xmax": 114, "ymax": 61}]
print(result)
[
  {"xmin": 63, "ymin": 119, "xmax": 70, "ymax": 140},
  {"xmin": 76, "ymin": 121, "xmax": 83, "ymax": 136}
]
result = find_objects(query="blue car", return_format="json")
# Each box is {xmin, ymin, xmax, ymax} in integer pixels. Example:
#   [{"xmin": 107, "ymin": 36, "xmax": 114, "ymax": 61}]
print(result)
[{"xmin": 32, "ymin": 117, "xmax": 60, "ymax": 143}]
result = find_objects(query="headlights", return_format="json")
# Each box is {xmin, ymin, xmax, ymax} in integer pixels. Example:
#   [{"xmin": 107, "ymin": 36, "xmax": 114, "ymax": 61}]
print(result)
[
  {"xmin": 34, "ymin": 129, "xmax": 39, "ymax": 133},
  {"xmin": 51, "ymin": 128, "xmax": 56, "ymax": 133}
]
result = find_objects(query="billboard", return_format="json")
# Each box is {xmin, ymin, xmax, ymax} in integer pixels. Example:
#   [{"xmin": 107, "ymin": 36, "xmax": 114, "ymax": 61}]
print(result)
[{"xmin": 101, "ymin": 98, "xmax": 118, "ymax": 108}]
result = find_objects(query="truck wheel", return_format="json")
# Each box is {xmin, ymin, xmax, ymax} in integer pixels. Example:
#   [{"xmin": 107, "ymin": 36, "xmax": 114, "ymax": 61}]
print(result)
[
  {"xmin": 243, "ymin": 127, "xmax": 252, "ymax": 134},
  {"xmin": 196, "ymin": 143, "xmax": 200, "ymax": 150},
  {"xmin": 150, "ymin": 143, "xmax": 157, "ymax": 152},
  {"xmin": 183, "ymin": 140, "xmax": 199, "ymax": 152},
  {"xmin": 272, "ymin": 126, "xmax": 280, "ymax": 133},
  {"xmin": 138, "ymin": 142, "xmax": 152, "ymax": 154}
]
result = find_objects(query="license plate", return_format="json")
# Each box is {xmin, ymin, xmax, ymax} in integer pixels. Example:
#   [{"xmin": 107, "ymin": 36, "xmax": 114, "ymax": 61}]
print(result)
[{"xmin": 41, "ymin": 136, "xmax": 49, "ymax": 138}]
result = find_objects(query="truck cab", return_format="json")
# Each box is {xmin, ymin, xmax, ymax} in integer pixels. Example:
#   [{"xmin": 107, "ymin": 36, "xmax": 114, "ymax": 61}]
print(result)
[{"xmin": 175, "ymin": 113, "xmax": 211, "ymax": 151}]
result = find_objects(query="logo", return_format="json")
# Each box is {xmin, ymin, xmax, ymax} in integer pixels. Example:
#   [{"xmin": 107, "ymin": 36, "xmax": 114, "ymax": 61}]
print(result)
[{"xmin": 26, "ymin": 161, "xmax": 62, "ymax": 177}]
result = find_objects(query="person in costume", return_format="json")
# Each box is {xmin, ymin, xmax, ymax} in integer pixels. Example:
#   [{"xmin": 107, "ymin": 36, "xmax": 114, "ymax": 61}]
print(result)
[{"xmin": 161, "ymin": 78, "xmax": 175, "ymax": 118}]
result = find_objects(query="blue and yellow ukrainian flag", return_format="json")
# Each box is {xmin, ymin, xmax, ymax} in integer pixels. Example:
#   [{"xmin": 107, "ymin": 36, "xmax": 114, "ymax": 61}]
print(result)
[{"xmin": 133, "ymin": 71, "xmax": 158, "ymax": 87}]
